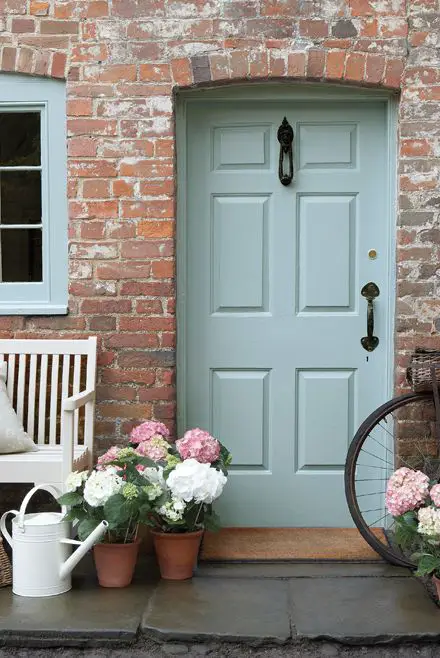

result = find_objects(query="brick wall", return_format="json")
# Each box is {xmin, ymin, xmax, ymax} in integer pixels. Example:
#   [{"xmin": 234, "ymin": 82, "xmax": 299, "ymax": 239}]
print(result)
[{"xmin": 0, "ymin": 0, "xmax": 438, "ymax": 452}]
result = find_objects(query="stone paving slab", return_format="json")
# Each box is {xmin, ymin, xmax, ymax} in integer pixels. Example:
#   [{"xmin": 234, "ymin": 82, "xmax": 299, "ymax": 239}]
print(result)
[
  {"xmin": 142, "ymin": 577, "xmax": 291, "ymax": 644},
  {"xmin": 290, "ymin": 577, "xmax": 440, "ymax": 644},
  {"xmin": 0, "ymin": 555, "xmax": 159, "ymax": 647},
  {"xmin": 197, "ymin": 562, "xmax": 410, "ymax": 580}
]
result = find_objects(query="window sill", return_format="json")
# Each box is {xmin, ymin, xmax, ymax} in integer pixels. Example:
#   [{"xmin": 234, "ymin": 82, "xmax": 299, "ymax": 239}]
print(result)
[{"xmin": 0, "ymin": 304, "xmax": 68, "ymax": 316}]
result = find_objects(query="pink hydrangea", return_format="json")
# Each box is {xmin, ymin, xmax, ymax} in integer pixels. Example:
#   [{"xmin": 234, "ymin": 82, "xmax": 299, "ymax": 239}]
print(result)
[
  {"xmin": 176, "ymin": 428, "xmax": 221, "ymax": 464},
  {"xmin": 130, "ymin": 421, "xmax": 170, "ymax": 445},
  {"xmin": 386, "ymin": 467, "xmax": 429, "ymax": 517},
  {"xmin": 96, "ymin": 446, "xmax": 121, "ymax": 471},
  {"xmin": 135, "ymin": 436, "xmax": 170, "ymax": 462},
  {"xmin": 431, "ymin": 484, "xmax": 440, "ymax": 507}
]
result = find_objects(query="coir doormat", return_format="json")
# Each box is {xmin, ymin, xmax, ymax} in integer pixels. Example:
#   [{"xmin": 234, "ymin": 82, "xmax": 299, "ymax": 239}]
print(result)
[{"xmin": 200, "ymin": 528, "xmax": 385, "ymax": 562}]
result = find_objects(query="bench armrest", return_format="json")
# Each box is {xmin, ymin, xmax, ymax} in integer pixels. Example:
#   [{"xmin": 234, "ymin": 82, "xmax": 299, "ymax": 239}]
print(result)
[{"xmin": 62, "ymin": 389, "xmax": 95, "ymax": 412}]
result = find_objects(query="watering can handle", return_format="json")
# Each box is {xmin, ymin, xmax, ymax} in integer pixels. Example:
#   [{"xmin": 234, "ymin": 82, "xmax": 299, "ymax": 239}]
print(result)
[
  {"xmin": 17, "ymin": 484, "xmax": 67, "ymax": 531},
  {"xmin": 0, "ymin": 510, "xmax": 19, "ymax": 547}
]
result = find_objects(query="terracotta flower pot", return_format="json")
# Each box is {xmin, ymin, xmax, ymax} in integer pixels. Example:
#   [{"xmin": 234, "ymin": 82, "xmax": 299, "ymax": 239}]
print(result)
[
  {"xmin": 433, "ymin": 575, "xmax": 440, "ymax": 600},
  {"xmin": 93, "ymin": 539, "xmax": 140, "ymax": 588},
  {"xmin": 152, "ymin": 530, "xmax": 203, "ymax": 580}
]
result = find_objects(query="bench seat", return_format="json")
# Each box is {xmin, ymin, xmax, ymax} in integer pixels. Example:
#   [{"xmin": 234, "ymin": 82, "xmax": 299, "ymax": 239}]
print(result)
[{"xmin": 0, "ymin": 446, "xmax": 90, "ymax": 487}]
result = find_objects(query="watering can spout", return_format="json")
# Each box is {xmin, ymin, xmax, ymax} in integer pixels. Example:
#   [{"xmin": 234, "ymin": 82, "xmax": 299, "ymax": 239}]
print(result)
[{"xmin": 59, "ymin": 520, "xmax": 108, "ymax": 580}]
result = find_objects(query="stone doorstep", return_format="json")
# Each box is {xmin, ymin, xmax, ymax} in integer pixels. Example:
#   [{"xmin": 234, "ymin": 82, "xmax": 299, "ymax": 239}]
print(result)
[
  {"xmin": 141, "ymin": 568, "xmax": 440, "ymax": 647},
  {"xmin": 1, "ymin": 561, "xmax": 440, "ymax": 649}
]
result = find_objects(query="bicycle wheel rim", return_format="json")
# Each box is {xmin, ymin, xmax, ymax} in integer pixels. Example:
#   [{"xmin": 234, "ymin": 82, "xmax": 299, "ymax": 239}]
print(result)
[{"xmin": 345, "ymin": 391, "xmax": 434, "ymax": 568}]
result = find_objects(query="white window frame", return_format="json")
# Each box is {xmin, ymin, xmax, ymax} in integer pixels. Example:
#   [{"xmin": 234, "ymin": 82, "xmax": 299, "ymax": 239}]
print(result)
[{"xmin": 0, "ymin": 74, "xmax": 68, "ymax": 315}]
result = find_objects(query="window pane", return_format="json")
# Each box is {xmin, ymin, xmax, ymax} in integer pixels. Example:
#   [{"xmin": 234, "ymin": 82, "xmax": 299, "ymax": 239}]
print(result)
[
  {"xmin": 0, "ymin": 171, "xmax": 41, "ymax": 225},
  {"xmin": 0, "ymin": 112, "xmax": 40, "ymax": 167},
  {"xmin": 0, "ymin": 229, "xmax": 42, "ymax": 282}
]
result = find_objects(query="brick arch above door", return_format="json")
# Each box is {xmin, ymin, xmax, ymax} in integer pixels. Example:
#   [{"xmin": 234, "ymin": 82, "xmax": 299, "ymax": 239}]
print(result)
[
  {"xmin": 0, "ymin": 46, "xmax": 67, "ymax": 79},
  {"xmin": 170, "ymin": 48, "xmax": 404, "ymax": 91}
]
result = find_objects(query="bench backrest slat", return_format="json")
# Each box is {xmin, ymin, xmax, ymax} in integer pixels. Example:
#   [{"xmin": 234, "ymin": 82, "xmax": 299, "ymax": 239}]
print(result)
[
  {"xmin": 17, "ymin": 354, "xmax": 26, "ymax": 422},
  {"xmin": 27, "ymin": 354, "xmax": 37, "ymax": 438},
  {"xmin": 49, "ymin": 354, "xmax": 59, "ymax": 445},
  {"xmin": 38, "ymin": 354, "xmax": 48, "ymax": 444},
  {"xmin": 7, "ymin": 355, "xmax": 15, "ymax": 400},
  {"xmin": 73, "ymin": 355, "xmax": 81, "ymax": 443}
]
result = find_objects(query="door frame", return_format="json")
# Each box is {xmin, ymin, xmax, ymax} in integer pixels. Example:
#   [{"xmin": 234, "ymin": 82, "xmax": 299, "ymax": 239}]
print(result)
[{"xmin": 175, "ymin": 83, "xmax": 399, "ymax": 435}]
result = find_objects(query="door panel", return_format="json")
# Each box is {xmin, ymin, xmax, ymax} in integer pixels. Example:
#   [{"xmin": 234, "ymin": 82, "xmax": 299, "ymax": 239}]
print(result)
[
  {"xmin": 212, "ymin": 195, "xmax": 269, "ymax": 312},
  {"xmin": 183, "ymin": 99, "xmax": 390, "ymax": 527},
  {"xmin": 297, "ymin": 195, "xmax": 355, "ymax": 311}
]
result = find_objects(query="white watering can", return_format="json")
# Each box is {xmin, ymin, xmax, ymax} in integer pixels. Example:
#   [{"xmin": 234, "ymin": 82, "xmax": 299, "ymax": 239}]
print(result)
[{"xmin": 0, "ymin": 484, "xmax": 108, "ymax": 597}]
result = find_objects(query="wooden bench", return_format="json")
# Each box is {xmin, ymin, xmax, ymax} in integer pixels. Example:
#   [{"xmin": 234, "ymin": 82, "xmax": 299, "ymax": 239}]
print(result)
[{"xmin": 0, "ymin": 337, "xmax": 97, "ymax": 491}]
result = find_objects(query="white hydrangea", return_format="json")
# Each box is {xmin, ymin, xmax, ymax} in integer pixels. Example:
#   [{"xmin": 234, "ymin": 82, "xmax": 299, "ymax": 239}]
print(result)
[
  {"xmin": 83, "ymin": 467, "xmax": 124, "ymax": 507},
  {"xmin": 172, "ymin": 497, "xmax": 186, "ymax": 513},
  {"xmin": 158, "ymin": 497, "xmax": 187, "ymax": 522},
  {"xmin": 166, "ymin": 458, "xmax": 227, "ymax": 504},
  {"xmin": 418, "ymin": 506, "xmax": 440, "ymax": 536},
  {"xmin": 65, "ymin": 470, "xmax": 88, "ymax": 493},
  {"xmin": 143, "ymin": 465, "xmax": 166, "ymax": 489},
  {"xmin": 146, "ymin": 483, "xmax": 163, "ymax": 501}
]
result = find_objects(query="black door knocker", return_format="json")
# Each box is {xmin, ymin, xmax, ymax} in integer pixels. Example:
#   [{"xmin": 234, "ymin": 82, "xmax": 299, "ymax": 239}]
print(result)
[{"xmin": 277, "ymin": 117, "xmax": 294, "ymax": 186}]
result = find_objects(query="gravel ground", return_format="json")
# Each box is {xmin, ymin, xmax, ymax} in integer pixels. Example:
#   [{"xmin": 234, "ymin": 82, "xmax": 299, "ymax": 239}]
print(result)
[{"xmin": 1, "ymin": 640, "xmax": 440, "ymax": 657}]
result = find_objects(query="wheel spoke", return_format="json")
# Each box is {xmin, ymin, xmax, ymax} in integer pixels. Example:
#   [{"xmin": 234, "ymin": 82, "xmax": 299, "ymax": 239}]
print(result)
[
  {"xmin": 355, "ymin": 478, "xmax": 388, "ymax": 482},
  {"xmin": 369, "ymin": 432, "xmax": 395, "ymax": 456},
  {"xmin": 359, "ymin": 447, "xmax": 393, "ymax": 467},
  {"xmin": 369, "ymin": 512, "xmax": 389, "ymax": 527},
  {"xmin": 376, "ymin": 421, "xmax": 396, "ymax": 442},
  {"xmin": 355, "ymin": 463, "xmax": 392, "ymax": 471}
]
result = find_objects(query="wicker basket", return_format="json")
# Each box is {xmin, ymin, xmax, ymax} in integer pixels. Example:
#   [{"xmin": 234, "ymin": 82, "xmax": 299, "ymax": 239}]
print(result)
[
  {"xmin": 407, "ymin": 349, "xmax": 440, "ymax": 392},
  {"xmin": 0, "ymin": 537, "xmax": 12, "ymax": 587}
]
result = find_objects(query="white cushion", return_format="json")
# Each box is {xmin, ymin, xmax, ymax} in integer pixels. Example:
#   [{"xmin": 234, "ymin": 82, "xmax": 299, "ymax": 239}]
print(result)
[{"xmin": 0, "ymin": 363, "xmax": 37, "ymax": 454}]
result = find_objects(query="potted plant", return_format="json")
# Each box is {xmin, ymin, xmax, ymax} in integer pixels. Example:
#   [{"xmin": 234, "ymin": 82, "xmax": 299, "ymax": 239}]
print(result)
[
  {"xmin": 386, "ymin": 467, "xmax": 440, "ymax": 597},
  {"xmin": 58, "ymin": 447, "xmax": 158, "ymax": 588},
  {"xmin": 129, "ymin": 422, "xmax": 231, "ymax": 580}
]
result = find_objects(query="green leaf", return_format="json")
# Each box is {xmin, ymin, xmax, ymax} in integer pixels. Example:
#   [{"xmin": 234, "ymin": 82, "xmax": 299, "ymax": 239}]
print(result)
[
  {"xmin": 136, "ymin": 456, "xmax": 159, "ymax": 469},
  {"xmin": 394, "ymin": 515, "xmax": 419, "ymax": 548},
  {"xmin": 138, "ymin": 502, "xmax": 152, "ymax": 521},
  {"xmin": 77, "ymin": 518, "xmax": 101, "ymax": 541},
  {"xmin": 203, "ymin": 510, "xmax": 221, "ymax": 532},
  {"xmin": 64, "ymin": 508, "xmax": 87, "ymax": 523},
  {"xmin": 58, "ymin": 491, "xmax": 83, "ymax": 507},
  {"xmin": 220, "ymin": 444, "xmax": 232, "ymax": 466},
  {"xmin": 104, "ymin": 494, "xmax": 131, "ymax": 525},
  {"xmin": 182, "ymin": 503, "xmax": 203, "ymax": 530},
  {"xmin": 414, "ymin": 554, "xmax": 440, "ymax": 578},
  {"xmin": 153, "ymin": 492, "xmax": 169, "ymax": 509},
  {"xmin": 400, "ymin": 511, "xmax": 418, "ymax": 527}
]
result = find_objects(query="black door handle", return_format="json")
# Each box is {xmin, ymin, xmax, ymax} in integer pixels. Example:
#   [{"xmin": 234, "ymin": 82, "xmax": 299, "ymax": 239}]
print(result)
[{"xmin": 360, "ymin": 282, "xmax": 380, "ymax": 352}]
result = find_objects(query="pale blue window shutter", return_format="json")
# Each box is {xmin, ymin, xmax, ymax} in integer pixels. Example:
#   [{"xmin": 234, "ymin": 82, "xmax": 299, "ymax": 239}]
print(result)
[{"xmin": 0, "ymin": 74, "xmax": 68, "ymax": 315}]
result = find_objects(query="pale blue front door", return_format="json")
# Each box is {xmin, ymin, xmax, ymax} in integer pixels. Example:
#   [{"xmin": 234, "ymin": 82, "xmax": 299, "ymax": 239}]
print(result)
[{"xmin": 181, "ymin": 96, "xmax": 391, "ymax": 526}]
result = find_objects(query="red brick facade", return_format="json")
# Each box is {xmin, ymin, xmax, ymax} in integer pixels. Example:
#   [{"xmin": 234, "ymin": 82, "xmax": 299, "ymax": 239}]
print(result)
[{"xmin": 0, "ymin": 0, "xmax": 438, "ymax": 451}]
